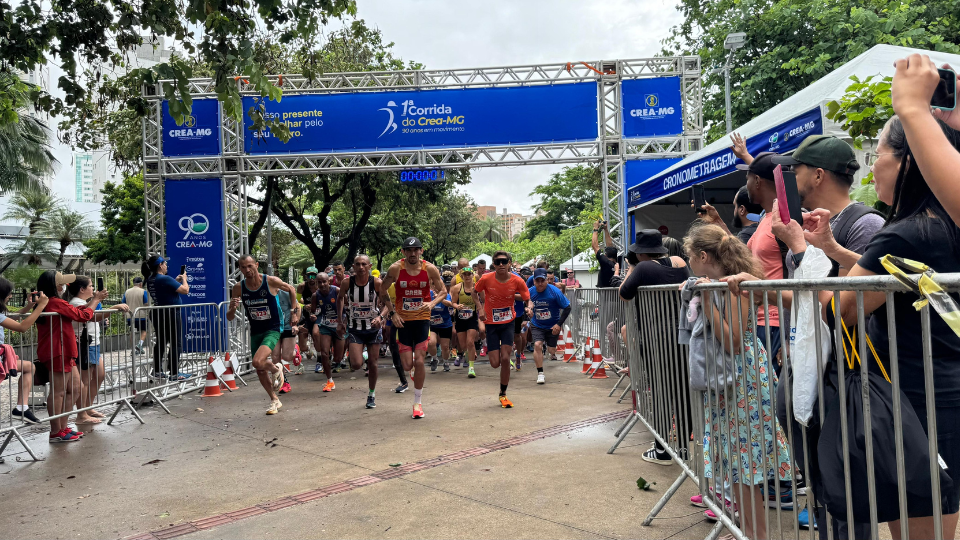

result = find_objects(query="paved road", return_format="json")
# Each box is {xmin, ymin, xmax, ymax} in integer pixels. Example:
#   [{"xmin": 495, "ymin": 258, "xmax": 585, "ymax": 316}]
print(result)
[{"xmin": 1, "ymin": 356, "xmax": 713, "ymax": 540}]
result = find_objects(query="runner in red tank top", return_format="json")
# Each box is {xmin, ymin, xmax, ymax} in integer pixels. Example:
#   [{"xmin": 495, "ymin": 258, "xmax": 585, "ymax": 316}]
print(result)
[{"xmin": 379, "ymin": 237, "xmax": 447, "ymax": 419}]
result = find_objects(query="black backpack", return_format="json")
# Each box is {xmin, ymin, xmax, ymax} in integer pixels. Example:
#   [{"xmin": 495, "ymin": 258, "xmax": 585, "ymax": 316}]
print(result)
[{"xmin": 829, "ymin": 203, "xmax": 884, "ymax": 276}]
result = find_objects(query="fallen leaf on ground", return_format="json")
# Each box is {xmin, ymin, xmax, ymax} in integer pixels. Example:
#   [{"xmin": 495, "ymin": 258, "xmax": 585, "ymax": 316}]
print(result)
[
  {"xmin": 195, "ymin": 408, "xmax": 204, "ymax": 412},
  {"xmin": 636, "ymin": 477, "xmax": 656, "ymax": 491},
  {"xmin": 389, "ymin": 463, "xmax": 402, "ymax": 467},
  {"xmin": 142, "ymin": 459, "xmax": 165, "ymax": 466}
]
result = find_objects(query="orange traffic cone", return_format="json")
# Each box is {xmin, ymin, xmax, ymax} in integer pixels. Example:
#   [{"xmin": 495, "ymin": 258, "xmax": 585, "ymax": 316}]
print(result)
[
  {"xmin": 563, "ymin": 329, "xmax": 576, "ymax": 362},
  {"xmin": 201, "ymin": 356, "xmax": 224, "ymax": 397},
  {"xmin": 222, "ymin": 352, "xmax": 239, "ymax": 390},
  {"xmin": 581, "ymin": 338, "xmax": 595, "ymax": 373},
  {"xmin": 590, "ymin": 352, "xmax": 609, "ymax": 379}
]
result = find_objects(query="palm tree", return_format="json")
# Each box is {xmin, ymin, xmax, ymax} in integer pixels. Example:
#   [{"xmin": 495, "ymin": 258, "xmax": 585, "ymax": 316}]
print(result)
[
  {"xmin": 3, "ymin": 190, "xmax": 59, "ymax": 234},
  {"xmin": 0, "ymin": 235, "xmax": 57, "ymax": 273},
  {"xmin": 40, "ymin": 207, "xmax": 94, "ymax": 270},
  {"xmin": 0, "ymin": 73, "xmax": 58, "ymax": 193},
  {"xmin": 481, "ymin": 216, "xmax": 504, "ymax": 242}
]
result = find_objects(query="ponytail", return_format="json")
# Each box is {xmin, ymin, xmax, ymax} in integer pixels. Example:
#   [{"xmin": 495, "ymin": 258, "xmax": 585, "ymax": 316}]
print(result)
[
  {"xmin": 143, "ymin": 255, "xmax": 162, "ymax": 280},
  {"xmin": 683, "ymin": 224, "xmax": 763, "ymax": 277}
]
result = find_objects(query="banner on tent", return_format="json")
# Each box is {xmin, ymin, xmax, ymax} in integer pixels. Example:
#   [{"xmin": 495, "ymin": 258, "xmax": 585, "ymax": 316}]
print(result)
[
  {"xmin": 162, "ymin": 100, "xmax": 221, "ymax": 157},
  {"xmin": 164, "ymin": 178, "xmax": 229, "ymax": 352},
  {"xmin": 624, "ymin": 158, "xmax": 684, "ymax": 209},
  {"xmin": 627, "ymin": 106, "xmax": 823, "ymax": 208},
  {"xmin": 241, "ymin": 83, "xmax": 599, "ymax": 154},
  {"xmin": 621, "ymin": 77, "xmax": 684, "ymax": 138}
]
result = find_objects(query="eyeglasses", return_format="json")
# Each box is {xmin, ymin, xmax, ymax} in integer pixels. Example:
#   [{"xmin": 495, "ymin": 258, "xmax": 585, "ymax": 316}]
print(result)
[
  {"xmin": 493, "ymin": 258, "xmax": 510, "ymax": 266},
  {"xmin": 864, "ymin": 151, "xmax": 896, "ymax": 167}
]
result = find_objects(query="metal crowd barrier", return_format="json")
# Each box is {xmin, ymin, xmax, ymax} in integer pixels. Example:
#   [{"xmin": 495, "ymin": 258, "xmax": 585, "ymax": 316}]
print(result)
[
  {"xmin": 0, "ymin": 300, "xmax": 252, "ymax": 462},
  {"xmin": 598, "ymin": 272, "xmax": 960, "ymax": 540}
]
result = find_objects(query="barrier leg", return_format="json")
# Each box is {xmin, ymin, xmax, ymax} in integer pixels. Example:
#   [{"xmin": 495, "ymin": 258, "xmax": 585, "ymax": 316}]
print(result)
[
  {"xmin": 608, "ymin": 414, "xmax": 639, "ymax": 454},
  {"xmin": 135, "ymin": 389, "xmax": 172, "ymax": 414},
  {"xmin": 617, "ymin": 385, "xmax": 631, "ymax": 404},
  {"xmin": 641, "ymin": 471, "xmax": 687, "ymax": 526},
  {"xmin": 704, "ymin": 521, "xmax": 724, "ymax": 540},
  {"xmin": 613, "ymin": 411, "xmax": 635, "ymax": 437},
  {"xmin": 607, "ymin": 372, "xmax": 627, "ymax": 397},
  {"xmin": 0, "ymin": 428, "xmax": 43, "ymax": 462},
  {"xmin": 107, "ymin": 398, "xmax": 145, "ymax": 426}
]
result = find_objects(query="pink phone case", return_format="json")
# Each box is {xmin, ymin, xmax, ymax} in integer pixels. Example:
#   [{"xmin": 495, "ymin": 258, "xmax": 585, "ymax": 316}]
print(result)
[{"xmin": 773, "ymin": 165, "xmax": 791, "ymax": 223}]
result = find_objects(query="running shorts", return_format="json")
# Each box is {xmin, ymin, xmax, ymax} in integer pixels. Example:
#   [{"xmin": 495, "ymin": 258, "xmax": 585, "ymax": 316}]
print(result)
[
  {"xmin": 349, "ymin": 328, "xmax": 382, "ymax": 346},
  {"xmin": 530, "ymin": 326, "xmax": 559, "ymax": 348},
  {"xmin": 251, "ymin": 330, "xmax": 281, "ymax": 352},
  {"xmin": 455, "ymin": 313, "xmax": 479, "ymax": 333},
  {"xmin": 397, "ymin": 320, "xmax": 430, "ymax": 353},
  {"xmin": 431, "ymin": 326, "xmax": 452, "ymax": 340},
  {"xmin": 485, "ymin": 322, "xmax": 515, "ymax": 352}
]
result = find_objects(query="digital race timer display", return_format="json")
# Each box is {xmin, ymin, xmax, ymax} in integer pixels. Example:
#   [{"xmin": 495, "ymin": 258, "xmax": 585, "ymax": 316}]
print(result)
[{"xmin": 397, "ymin": 169, "xmax": 447, "ymax": 183}]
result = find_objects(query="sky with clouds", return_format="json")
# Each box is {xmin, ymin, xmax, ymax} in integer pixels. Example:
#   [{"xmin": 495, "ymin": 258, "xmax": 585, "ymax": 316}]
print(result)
[{"xmin": 37, "ymin": 0, "xmax": 683, "ymax": 218}]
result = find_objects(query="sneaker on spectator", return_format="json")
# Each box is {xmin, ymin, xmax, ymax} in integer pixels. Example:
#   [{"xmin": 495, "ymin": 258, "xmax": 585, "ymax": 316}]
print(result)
[
  {"xmin": 49, "ymin": 429, "xmax": 80, "ymax": 443},
  {"xmin": 150, "ymin": 370, "xmax": 168, "ymax": 380},
  {"xmin": 11, "ymin": 407, "xmax": 40, "ymax": 424},
  {"xmin": 66, "ymin": 426, "xmax": 83, "ymax": 438},
  {"xmin": 795, "ymin": 474, "xmax": 807, "ymax": 496},
  {"xmin": 690, "ymin": 495, "xmax": 707, "ymax": 508},
  {"xmin": 767, "ymin": 485, "xmax": 794, "ymax": 510},
  {"xmin": 641, "ymin": 446, "xmax": 673, "ymax": 466},
  {"xmin": 169, "ymin": 373, "xmax": 193, "ymax": 382},
  {"xmin": 798, "ymin": 508, "xmax": 817, "ymax": 530}
]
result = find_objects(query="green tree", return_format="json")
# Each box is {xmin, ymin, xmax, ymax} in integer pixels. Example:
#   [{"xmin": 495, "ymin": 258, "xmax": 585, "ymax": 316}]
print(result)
[
  {"xmin": 522, "ymin": 165, "xmax": 601, "ymax": 240},
  {"xmin": 0, "ymin": 73, "xmax": 57, "ymax": 193},
  {"xmin": 3, "ymin": 190, "xmax": 59, "ymax": 234},
  {"xmin": 40, "ymin": 208, "xmax": 95, "ymax": 271},
  {"xmin": 1, "ymin": 0, "xmax": 356, "ymax": 147},
  {"xmin": 0, "ymin": 236, "xmax": 56, "ymax": 272},
  {"xmin": 480, "ymin": 216, "xmax": 505, "ymax": 242},
  {"xmin": 84, "ymin": 174, "xmax": 146, "ymax": 264},
  {"xmin": 663, "ymin": 0, "xmax": 960, "ymax": 143},
  {"xmin": 421, "ymin": 192, "xmax": 484, "ymax": 265}
]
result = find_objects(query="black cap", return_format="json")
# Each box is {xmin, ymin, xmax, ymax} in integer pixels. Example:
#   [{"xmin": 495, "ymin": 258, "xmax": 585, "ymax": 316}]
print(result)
[
  {"xmin": 771, "ymin": 135, "xmax": 861, "ymax": 175},
  {"xmin": 732, "ymin": 186, "xmax": 764, "ymax": 229},
  {"xmin": 402, "ymin": 237, "xmax": 422, "ymax": 249},
  {"xmin": 629, "ymin": 229, "xmax": 668, "ymax": 255},
  {"xmin": 735, "ymin": 151, "xmax": 779, "ymax": 181},
  {"xmin": 133, "ymin": 276, "xmax": 143, "ymax": 284}
]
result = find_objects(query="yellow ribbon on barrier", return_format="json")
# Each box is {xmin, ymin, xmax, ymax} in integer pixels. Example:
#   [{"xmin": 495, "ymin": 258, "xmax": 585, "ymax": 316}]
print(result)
[
  {"xmin": 831, "ymin": 297, "xmax": 891, "ymax": 384},
  {"xmin": 880, "ymin": 254, "xmax": 960, "ymax": 339}
]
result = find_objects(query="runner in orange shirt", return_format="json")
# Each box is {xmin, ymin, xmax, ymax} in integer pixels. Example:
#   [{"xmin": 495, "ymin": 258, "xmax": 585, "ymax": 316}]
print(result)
[{"xmin": 475, "ymin": 250, "xmax": 530, "ymax": 408}]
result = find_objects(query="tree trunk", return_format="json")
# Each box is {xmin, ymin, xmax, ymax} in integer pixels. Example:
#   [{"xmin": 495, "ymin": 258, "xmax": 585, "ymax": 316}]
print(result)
[{"xmin": 248, "ymin": 177, "xmax": 275, "ymax": 249}]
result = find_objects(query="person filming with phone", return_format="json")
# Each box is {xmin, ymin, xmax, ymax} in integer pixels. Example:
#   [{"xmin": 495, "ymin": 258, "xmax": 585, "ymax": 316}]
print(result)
[{"xmin": 142, "ymin": 255, "xmax": 191, "ymax": 381}]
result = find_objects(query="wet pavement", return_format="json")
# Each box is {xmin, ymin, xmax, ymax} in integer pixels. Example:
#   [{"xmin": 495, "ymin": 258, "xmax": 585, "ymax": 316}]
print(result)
[{"xmin": 0, "ymin": 357, "xmax": 714, "ymax": 539}]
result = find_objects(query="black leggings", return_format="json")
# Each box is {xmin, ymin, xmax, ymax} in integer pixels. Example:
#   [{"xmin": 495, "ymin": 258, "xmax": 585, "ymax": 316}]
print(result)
[
  {"xmin": 151, "ymin": 309, "xmax": 181, "ymax": 375},
  {"xmin": 388, "ymin": 326, "xmax": 406, "ymax": 385}
]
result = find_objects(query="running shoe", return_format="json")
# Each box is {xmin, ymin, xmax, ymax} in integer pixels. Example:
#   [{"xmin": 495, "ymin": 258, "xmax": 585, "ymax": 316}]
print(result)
[
  {"xmin": 272, "ymin": 369, "xmax": 285, "ymax": 391},
  {"xmin": 266, "ymin": 401, "xmax": 280, "ymax": 415},
  {"xmin": 314, "ymin": 362, "xmax": 322, "ymax": 373},
  {"xmin": 279, "ymin": 382, "xmax": 291, "ymax": 394},
  {"xmin": 510, "ymin": 359, "xmax": 516, "ymax": 369},
  {"xmin": 499, "ymin": 395, "xmax": 514, "ymax": 408},
  {"xmin": 453, "ymin": 356, "xmax": 461, "ymax": 367},
  {"xmin": 11, "ymin": 407, "xmax": 40, "ymax": 424},
  {"xmin": 67, "ymin": 426, "xmax": 84, "ymax": 438},
  {"xmin": 412, "ymin": 404, "xmax": 425, "ymax": 419},
  {"xmin": 536, "ymin": 373, "xmax": 545, "ymax": 385},
  {"xmin": 332, "ymin": 363, "xmax": 341, "ymax": 374},
  {"xmin": 429, "ymin": 356, "xmax": 438, "ymax": 372},
  {"xmin": 49, "ymin": 429, "xmax": 80, "ymax": 443},
  {"xmin": 467, "ymin": 367, "xmax": 476, "ymax": 378},
  {"xmin": 169, "ymin": 372, "xmax": 193, "ymax": 382},
  {"xmin": 443, "ymin": 362, "xmax": 450, "ymax": 372},
  {"xmin": 480, "ymin": 346, "xmax": 487, "ymax": 357},
  {"xmin": 395, "ymin": 382, "xmax": 408, "ymax": 393},
  {"xmin": 766, "ymin": 485, "xmax": 794, "ymax": 510},
  {"xmin": 366, "ymin": 395, "xmax": 376, "ymax": 409},
  {"xmin": 550, "ymin": 354, "xmax": 560, "ymax": 361},
  {"xmin": 642, "ymin": 446, "xmax": 674, "ymax": 466},
  {"xmin": 795, "ymin": 475, "xmax": 807, "ymax": 496},
  {"xmin": 798, "ymin": 508, "xmax": 817, "ymax": 530},
  {"xmin": 322, "ymin": 380, "xmax": 335, "ymax": 392},
  {"xmin": 520, "ymin": 353, "xmax": 527, "ymax": 360}
]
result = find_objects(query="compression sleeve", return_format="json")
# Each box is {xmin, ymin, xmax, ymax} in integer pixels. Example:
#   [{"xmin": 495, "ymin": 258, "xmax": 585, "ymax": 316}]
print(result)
[{"xmin": 557, "ymin": 306, "xmax": 571, "ymax": 326}]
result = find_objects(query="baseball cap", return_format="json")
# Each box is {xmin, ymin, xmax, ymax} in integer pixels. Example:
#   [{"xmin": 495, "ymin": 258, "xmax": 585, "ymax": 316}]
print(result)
[
  {"xmin": 771, "ymin": 135, "xmax": 860, "ymax": 175},
  {"xmin": 56, "ymin": 272, "xmax": 76, "ymax": 286},
  {"xmin": 305, "ymin": 266, "xmax": 319, "ymax": 278},
  {"xmin": 732, "ymin": 186, "xmax": 764, "ymax": 228},
  {"xmin": 459, "ymin": 266, "xmax": 473, "ymax": 274},
  {"xmin": 402, "ymin": 237, "xmax": 422, "ymax": 249},
  {"xmin": 533, "ymin": 268, "xmax": 548, "ymax": 280},
  {"xmin": 735, "ymin": 152, "xmax": 779, "ymax": 180},
  {"xmin": 133, "ymin": 276, "xmax": 143, "ymax": 284}
]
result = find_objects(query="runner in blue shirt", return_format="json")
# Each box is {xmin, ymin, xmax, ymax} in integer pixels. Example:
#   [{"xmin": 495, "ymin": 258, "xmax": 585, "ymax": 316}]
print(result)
[
  {"xmin": 528, "ymin": 269, "xmax": 571, "ymax": 384},
  {"xmin": 427, "ymin": 291, "xmax": 455, "ymax": 372},
  {"xmin": 309, "ymin": 273, "xmax": 343, "ymax": 392}
]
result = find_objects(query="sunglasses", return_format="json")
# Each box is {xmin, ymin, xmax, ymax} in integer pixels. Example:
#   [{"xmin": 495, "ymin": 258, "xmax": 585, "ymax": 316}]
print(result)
[{"xmin": 493, "ymin": 258, "xmax": 510, "ymax": 266}]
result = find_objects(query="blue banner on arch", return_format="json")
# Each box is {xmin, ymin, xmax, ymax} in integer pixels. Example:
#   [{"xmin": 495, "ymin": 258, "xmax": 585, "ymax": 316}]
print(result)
[
  {"xmin": 627, "ymin": 107, "xmax": 823, "ymax": 208},
  {"xmin": 621, "ymin": 77, "xmax": 684, "ymax": 138},
  {"xmin": 162, "ymin": 100, "xmax": 221, "ymax": 157},
  {"xmin": 241, "ymin": 82, "xmax": 599, "ymax": 154}
]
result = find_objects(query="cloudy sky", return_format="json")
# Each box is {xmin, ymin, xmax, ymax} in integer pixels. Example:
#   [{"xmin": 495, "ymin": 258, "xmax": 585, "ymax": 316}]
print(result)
[{"xmin": 39, "ymin": 0, "xmax": 683, "ymax": 217}]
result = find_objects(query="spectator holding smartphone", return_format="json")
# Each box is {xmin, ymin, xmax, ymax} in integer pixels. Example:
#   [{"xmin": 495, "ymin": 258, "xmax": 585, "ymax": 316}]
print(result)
[
  {"xmin": 892, "ymin": 54, "xmax": 960, "ymax": 224},
  {"xmin": 142, "ymin": 255, "xmax": 190, "ymax": 381},
  {"xmin": 0, "ymin": 277, "xmax": 49, "ymax": 424}
]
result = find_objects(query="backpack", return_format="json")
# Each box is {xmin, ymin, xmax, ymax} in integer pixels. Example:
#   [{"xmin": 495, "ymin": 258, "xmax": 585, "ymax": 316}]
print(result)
[{"xmin": 829, "ymin": 204, "xmax": 884, "ymax": 277}]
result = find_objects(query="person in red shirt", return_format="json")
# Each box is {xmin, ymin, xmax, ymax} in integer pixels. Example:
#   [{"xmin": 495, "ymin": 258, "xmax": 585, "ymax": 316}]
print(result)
[
  {"xmin": 475, "ymin": 250, "xmax": 530, "ymax": 408},
  {"xmin": 35, "ymin": 271, "xmax": 103, "ymax": 443}
]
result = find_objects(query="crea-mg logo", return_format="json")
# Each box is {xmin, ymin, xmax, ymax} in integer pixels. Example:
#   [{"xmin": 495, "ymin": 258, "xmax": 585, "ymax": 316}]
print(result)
[
  {"xmin": 630, "ymin": 94, "xmax": 675, "ymax": 118},
  {"xmin": 184, "ymin": 115, "xmax": 197, "ymax": 128},
  {"xmin": 645, "ymin": 94, "xmax": 659, "ymax": 107},
  {"xmin": 176, "ymin": 213, "xmax": 212, "ymax": 248},
  {"xmin": 769, "ymin": 132, "xmax": 779, "ymax": 144},
  {"xmin": 168, "ymin": 114, "xmax": 213, "ymax": 138}
]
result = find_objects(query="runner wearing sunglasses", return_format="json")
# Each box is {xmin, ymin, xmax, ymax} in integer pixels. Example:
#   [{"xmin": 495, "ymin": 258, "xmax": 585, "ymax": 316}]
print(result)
[
  {"xmin": 474, "ymin": 251, "xmax": 531, "ymax": 408},
  {"xmin": 379, "ymin": 237, "xmax": 447, "ymax": 419}
]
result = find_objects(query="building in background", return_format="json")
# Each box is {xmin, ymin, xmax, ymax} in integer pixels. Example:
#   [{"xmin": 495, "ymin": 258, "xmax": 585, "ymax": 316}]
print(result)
[
  {"xmin": 476, "ymin": 205, "xmax": 536, "ymax": 239},
  {"xmin": 475, "ymin": 205, "xmax": 497, "ymax": 220},
  {"xmin": 73, "ymin": 151, "xmax": 115, "ymax": 203}
]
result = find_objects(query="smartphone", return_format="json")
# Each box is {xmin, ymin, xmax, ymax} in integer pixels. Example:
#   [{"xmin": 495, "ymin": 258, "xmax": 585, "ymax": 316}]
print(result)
[
  {"xmin": 773, "ymin": 165, "xmax": 803, "ymax": 226},
  {"xmin": 692, "ymin": 184, "xmax": 706, "ymax": 214},
  {"xmin": 932, "ymin": 68, "xmax": 957, "ymax": 111},
  {"xmin": 96, "ymin": 277, "xmax": 104, "ymax": 292},
  {"xmin": 180, "ymin": 264, "xmax": 187, "ymax": 276},
  {"xmin": 30, "ymin": 291, "xmax": 38, "ymax": 303}
]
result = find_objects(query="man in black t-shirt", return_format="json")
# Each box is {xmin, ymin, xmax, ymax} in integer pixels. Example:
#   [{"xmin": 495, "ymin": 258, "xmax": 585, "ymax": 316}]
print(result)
[
  {"xmin": 591, "ymin": 220, "xmax": 620, "ymax": 287},
  {"xmin": 618, "ymin": 229, "xmax": 690, "ymax": 466}
]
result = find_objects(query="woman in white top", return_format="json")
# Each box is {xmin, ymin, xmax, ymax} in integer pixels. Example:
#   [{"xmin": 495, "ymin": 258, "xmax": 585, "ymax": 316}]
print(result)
[
  {"xmin": 64, "ymin": 276, "xmax": 126, "ymax": 425},
  {"xmin": 0, "ymin": 277, "xmax": 50, "ymax": 424}
]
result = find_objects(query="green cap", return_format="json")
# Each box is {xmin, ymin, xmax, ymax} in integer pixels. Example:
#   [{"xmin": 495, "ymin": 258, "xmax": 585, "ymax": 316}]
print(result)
[
  {"xmin": 305, "ymin": 266, "xmax": 319, "ymax": 277},
  {"xmin": 772, "ymin": 135, "xmax": 860, "ymax": 175}
]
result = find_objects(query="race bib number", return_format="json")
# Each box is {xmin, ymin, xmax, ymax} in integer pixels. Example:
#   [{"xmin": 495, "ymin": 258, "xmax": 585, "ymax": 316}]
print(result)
[
  {"xmin": 458, "ymin": 308, "xmax": 474, "ymax": 319},
  {"xmin": 351, "ymin": 304, "xmax": 374, "ymax": 320},
  {"xmin": 430, "ymin": 315, "xmax": 443, "ymax": 326},
  {"xmin": 249, "ymin": 306, "xmax": 270, "ymax": 321},
  {"xmin": 492, "ymin": 307, "xmax": 512, "ymax": 323},
  {"xmin": 536, "ymin": 309, "xmax": 552, "ymax": 321},
  {"xmin": 402, "ymin": 297, "xmax": 423, "ymax": 311}
]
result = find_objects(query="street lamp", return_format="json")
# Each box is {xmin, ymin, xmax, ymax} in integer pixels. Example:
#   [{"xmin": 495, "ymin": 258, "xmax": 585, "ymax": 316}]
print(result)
[{"xmin": 716, "ymin": 32, "xmax": 746, "ymax": 134}]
